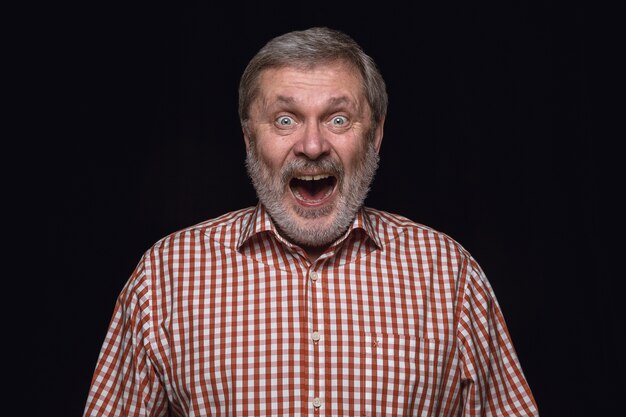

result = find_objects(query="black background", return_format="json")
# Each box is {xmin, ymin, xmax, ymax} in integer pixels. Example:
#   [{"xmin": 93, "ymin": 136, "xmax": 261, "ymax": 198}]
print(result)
[{"xmin": 32, "ymin": 1, "xmax": 621, "ymax": 416}]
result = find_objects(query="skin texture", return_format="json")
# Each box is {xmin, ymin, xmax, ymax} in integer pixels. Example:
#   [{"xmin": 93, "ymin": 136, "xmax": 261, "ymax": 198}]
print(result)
[{"xmin": 243, "ymin": 61, "xmax": 385, "ymax": 260}]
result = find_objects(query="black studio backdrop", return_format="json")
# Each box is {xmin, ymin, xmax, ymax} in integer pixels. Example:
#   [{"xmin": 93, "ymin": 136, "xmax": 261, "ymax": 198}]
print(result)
[{"xmin": 36, "ymin": 2, "xmax": 620, "ymax": 416}]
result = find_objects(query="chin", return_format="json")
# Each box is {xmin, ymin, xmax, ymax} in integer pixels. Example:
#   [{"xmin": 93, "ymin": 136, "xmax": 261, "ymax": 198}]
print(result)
[{"xmin": 278, "ymin": 204, "xmax": 349, "ymax": 248}]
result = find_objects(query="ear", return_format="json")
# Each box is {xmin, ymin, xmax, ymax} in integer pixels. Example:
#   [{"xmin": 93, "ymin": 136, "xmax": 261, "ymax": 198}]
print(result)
[
  {"xmin": 373, "ymin": 116, "xmax": 385, "ymax": 153},
  {"xmin": 242, "ymin": 124, "xmax": 252, "ymax": 151}
]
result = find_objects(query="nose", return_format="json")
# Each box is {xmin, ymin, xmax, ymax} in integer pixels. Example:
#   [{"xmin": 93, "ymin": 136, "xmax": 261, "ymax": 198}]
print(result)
[{"xmin": 293, "ymin": 122, "xmax": 331, "ymax": 160}]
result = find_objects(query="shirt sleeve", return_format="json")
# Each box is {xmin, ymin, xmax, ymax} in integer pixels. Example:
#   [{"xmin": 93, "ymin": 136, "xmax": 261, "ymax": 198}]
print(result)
[
  {"xmin": 456, "ymin": 257, "xmax": 539, "ymax": 417},
  {"xmin": 83, "ymin": 257, "xmax": 169, "ymax": 417}
]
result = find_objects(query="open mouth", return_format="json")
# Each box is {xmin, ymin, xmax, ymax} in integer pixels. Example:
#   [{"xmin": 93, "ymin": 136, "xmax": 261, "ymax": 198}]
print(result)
[{"xmin": 289, "ymin": 174, "xmax": 337, "ymax": 204}]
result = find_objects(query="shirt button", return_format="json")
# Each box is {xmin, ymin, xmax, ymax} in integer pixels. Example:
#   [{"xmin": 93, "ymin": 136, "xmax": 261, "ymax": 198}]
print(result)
[
  {"xmin": 311, "ymin": 331, "xmax": 321, "ymax": 342},
  {"xmin": 313, "ymin": 397, "xmax": 322, "ymax": 408},
  {"xmin": 310, "ymin": 271, "xmax": 318, "ymax": 281}
]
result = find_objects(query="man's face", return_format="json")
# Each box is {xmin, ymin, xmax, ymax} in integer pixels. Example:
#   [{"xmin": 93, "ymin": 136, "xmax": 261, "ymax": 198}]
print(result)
[{"xmin": 244, "ymin": 61, "xmax": 384, "ymax": 248}]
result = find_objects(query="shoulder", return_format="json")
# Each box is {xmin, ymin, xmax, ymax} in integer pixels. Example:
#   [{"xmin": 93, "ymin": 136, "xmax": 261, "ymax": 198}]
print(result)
[
  {"xmin": 365, "ymin": 207, "xmax": 466, "ymax": 251},
  {"xmin": 364, "ymin": 207, "xmax": 481, "ymax": 273},
  {"xmin": 132, "ymin": 207, "xmax": 255, "ymax": 269}
]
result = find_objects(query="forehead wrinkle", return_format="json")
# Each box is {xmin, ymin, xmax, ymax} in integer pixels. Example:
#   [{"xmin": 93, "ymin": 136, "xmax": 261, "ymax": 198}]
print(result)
[{"xmin": 261, "ymin": 94, "xmax": 361, "ymax": 114}]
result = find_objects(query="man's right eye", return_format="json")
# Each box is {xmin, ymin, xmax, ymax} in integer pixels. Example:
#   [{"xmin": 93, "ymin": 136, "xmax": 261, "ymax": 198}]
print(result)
[{"xmin": 276, "ymin": 116, "xmax": 295, "ymax": 127}]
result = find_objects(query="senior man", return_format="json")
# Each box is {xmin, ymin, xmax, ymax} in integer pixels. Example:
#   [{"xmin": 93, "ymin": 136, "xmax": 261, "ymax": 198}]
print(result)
[{"xmin": 84, "ymin": 27, "xmax": 538, "ymax": 416}]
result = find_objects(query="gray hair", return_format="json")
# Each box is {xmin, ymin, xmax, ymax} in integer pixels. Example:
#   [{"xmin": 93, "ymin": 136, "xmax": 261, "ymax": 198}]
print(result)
[{"xmin": 238, "ymin": 27, "xmax": 387, "ymax": 132}]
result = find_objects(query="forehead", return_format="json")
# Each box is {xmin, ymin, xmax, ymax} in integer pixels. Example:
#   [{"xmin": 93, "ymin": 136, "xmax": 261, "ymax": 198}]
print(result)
[{"xmin": 255, "ymin": 62, "xmax": 366, "ymax": 110}]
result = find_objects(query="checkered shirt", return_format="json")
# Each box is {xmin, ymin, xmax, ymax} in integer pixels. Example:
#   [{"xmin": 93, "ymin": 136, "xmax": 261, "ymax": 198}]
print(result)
[{"xmin": 84, "ymin": 204, "xmax": 538, "ymax": 416}]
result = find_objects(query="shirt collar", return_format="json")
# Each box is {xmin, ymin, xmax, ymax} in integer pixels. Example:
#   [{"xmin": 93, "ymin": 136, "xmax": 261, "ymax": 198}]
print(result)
[
  {"xmin": 236, "ymin": 203, "xmax": 280, "ymax": 250},
  {"xmin": 237, "ymin": 203, "xmax": 382, "ymax": 252}
]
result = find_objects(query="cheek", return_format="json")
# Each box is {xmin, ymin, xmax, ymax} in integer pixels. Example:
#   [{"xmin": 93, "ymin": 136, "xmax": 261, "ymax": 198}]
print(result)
[
  {"xmin": 336, "ymin": 138, "xmax": 369, "ymax": 172},
  {"xmin": 255, "ymin": 141, "xmax": 287, "ymax": 171}
]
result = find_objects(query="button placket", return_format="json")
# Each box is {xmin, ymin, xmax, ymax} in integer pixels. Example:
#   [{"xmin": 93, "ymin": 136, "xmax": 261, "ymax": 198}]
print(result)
[
  {"xmin": 312, "ymin": 397, "xmax": 322, "ymax": 409},
  {"xmin": 307, "ymin": 266, "xmax": 325, "ymax": 413}
]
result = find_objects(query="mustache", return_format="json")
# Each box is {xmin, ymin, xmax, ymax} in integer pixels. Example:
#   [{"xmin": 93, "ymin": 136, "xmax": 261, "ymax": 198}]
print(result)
[{"xmin": 280, "ymin": 158, "xmax": 345, "ymax": 185}]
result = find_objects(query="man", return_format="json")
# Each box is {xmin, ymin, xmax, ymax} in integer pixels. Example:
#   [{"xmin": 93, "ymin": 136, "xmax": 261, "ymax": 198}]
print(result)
[{"xmin": 84, "ymin": 27, "xmax": 538, "ymax": 416}]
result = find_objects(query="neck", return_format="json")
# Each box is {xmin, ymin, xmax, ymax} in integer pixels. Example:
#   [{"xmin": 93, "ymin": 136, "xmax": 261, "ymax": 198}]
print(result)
[{"xmin": 302, "ymin": 245, "xmax": 328, "ymax": 262}]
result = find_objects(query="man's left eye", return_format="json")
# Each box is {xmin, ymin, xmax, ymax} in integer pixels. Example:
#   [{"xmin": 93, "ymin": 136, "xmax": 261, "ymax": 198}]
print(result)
[{"xmin": 331, "ymin": 116, "xmax": 348, "ymax": 126}]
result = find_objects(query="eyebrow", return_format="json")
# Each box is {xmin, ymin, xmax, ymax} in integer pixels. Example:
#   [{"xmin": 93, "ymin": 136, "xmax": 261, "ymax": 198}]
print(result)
[
  {"xmin": 328, "ymin": 96, "xmax": 355, "ymax": 108},
  {"xmin": 274, "ymin": 95, "xmax": 296, "ymax": 105},
  {"xmin": 265, "ymin": 95, "xmax": 358, "ymax": 112},
  {"xmin": 327, "ymin": 96, "xmax": 360, "ymax": 115},
  {"xmin": 258, "ymin": 95, "xmax": 294, "ymax": 111}
]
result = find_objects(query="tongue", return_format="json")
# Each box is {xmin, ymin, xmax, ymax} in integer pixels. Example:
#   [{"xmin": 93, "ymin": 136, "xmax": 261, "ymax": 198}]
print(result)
[{"xmin": 292, "ymin": 178, "xmax": 333, "ymax": 201}]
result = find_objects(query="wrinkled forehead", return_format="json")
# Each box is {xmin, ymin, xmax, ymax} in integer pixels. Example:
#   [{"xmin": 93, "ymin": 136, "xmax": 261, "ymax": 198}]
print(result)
[{"xmin": 253, "ymin": 61, "xmax": 368, "ymax": 112}]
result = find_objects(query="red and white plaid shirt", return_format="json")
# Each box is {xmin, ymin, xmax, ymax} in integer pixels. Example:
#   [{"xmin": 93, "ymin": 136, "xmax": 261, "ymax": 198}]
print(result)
[{"xmin": 84, "ymin": 204, "xmax": 537, "ymax": 416}]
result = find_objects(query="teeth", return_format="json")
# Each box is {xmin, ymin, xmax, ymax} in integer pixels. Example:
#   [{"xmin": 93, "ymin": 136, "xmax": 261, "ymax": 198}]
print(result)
[{"xmin": 295, "ymin": 174, "xmax": 330, "ymax": 181}]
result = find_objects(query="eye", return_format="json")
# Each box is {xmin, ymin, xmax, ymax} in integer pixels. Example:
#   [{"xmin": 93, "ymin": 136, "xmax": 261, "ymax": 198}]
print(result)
[
  {"xmin": 276, "ymin": 116, "xmax": 295, "ymax": 127},
  {"xmin": 331, "ymin": 115, "xmax": 348, "ymax": 126}
]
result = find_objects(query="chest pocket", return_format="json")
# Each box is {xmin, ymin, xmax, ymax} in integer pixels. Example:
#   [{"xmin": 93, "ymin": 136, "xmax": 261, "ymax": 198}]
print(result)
[{"xmin": 327, "ymin": 333, "xmax": 456, "ymax": 416}]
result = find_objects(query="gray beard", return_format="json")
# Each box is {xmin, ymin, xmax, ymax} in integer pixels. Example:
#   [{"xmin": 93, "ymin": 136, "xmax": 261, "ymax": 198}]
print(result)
[{"xmin": 245, "ymin": 140, "xmax": 379, "ymax": 248}]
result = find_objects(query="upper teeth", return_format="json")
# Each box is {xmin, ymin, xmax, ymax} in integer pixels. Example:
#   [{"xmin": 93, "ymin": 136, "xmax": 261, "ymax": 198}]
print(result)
[{"xmin": 296, "ymin": 174, "xmax": 330, "ymax": 181}]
